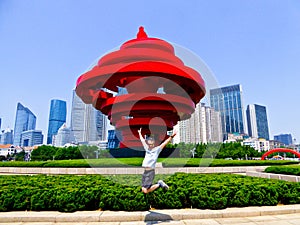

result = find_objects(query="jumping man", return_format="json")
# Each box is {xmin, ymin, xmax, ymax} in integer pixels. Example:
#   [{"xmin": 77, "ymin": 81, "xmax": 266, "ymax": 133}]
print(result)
[{"xmin": 138, "ymin": 127, "xmax": 177, "ymax": 194}]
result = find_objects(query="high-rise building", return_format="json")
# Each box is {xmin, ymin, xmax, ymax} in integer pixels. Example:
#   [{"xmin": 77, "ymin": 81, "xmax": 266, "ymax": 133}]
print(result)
[
  {"xmin": 53, "ymin": 123, "xmax": 75, "ymax": 147},
  {"xmin": 246, "ymin": 104, "xmax": 270, "ymax": 140},
  {"xmin": 0, "ymin": 128, "xmax": 13, "ymax": 145},
  {"xmin": 13, "ymin": 103, "xmax": 36, "ymax": 146},
  {"xmin": 178, "ymin": 103, "xmax": 222, "ymax": 144},
  {"xmin": 20, "ymin": 130, "xmax": 43, "ymax": 147},
  {"xmin": 47, "ymin": 99, "xmax": 67, "ymax": 144},
  {"xmin": 207, "ymin": 107, "xmax": 223, "ymax": 143},
  {"xmin": 274, "ymin": 134, "xmax": 293, "ymax": 146},
  {"xmin": 210, "ymin": 84, "xmax": 246, "ymax": 139},
  {"xmin": 70, "ymin": 90, "xmax": 108, "ymax": 144},
  {"xmin": 0, "ymin": 118, "xmax": 2, "ymax": 130}
]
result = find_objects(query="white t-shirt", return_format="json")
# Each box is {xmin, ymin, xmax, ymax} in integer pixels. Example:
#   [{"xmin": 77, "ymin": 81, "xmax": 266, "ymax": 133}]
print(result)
[
  {"xmin": 140, "ymin": 136, "xmax": 162, "ymax": 168},
  {"xmin": 142, "ymin": 146, "xmax": 162, "ymax": 168}
]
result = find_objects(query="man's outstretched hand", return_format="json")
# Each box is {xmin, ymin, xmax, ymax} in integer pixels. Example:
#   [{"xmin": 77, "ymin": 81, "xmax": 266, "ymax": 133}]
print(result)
[
  {"xmin": 138, "ymin": 127, "xmax": 142, "ymax": 134},
  {"xmin": 171, "ymin": 129, "xmax": 177, "ymax": 138}
]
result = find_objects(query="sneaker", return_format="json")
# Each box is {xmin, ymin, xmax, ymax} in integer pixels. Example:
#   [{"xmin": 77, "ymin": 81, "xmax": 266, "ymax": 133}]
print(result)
[{"xmin": 158, "ymin": 180, "xmax": 169, "ymax": 189}]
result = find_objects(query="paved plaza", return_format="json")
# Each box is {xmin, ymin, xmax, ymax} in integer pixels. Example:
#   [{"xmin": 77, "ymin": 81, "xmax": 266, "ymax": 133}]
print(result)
[
  {"xmin": 1, "ymin": 213, "xmax": 300, "ymax": 224},
  {"xmin": 1, "ymin": 205, "xmax": 300, "ymax": 225}
]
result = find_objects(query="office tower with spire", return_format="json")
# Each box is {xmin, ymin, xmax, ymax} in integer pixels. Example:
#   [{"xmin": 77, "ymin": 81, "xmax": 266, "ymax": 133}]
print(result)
[
  {"xmin": 47, "ymin": 99, "xmax": 67, "ymax": 144},
  {"xmin": 246, "ymin": 104, "xmax": 270, "ymax": 140},
  {"xmin": 210, "ymin": 84, "xmax": 246, "ymax": 139},
  {"xmin": 70, "ymin": 90, "xmax": 108, "ymax": 144},
  {"xmin": 13, "ymin": 103, "xmax": 36, "ymax": 146}
]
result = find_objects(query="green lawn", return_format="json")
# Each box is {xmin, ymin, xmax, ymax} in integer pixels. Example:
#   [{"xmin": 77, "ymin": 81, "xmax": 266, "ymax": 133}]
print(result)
[{"xmin": 0, "ymin": 158, "xmax": 298, "ymax": 167}]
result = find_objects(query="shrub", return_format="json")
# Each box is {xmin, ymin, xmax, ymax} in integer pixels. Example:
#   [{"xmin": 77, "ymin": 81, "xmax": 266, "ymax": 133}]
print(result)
[
  {"xmin": 265, "ymin": 165, "xmax": 300, "ymax": 176},
  {"xmin": 0, "ymin": 173, "xmax": 300, "ymax": 212},
  {"xmin": 161, "ymin": 158, "xmax": 298, "ymax": 167}
]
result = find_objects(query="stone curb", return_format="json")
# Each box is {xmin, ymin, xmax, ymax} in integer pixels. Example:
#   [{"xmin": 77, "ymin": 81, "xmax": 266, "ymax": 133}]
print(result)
[
  {"xmin": 0, "ymin": 166, "xmax": 267, "ymax": 175},
  {"xmin": 0, "ymin": 205, "xmax": 300, "ymax": 223},
  {"xmin": 246, "ymin": 171, "xmax": 300, "ymax": 182}
]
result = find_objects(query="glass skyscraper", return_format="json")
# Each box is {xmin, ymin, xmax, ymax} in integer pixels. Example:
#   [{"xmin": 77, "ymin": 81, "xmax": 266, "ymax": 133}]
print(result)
[
  {"xmin": 246, "ymin": 104, "xmax": 270, "ymax": 140},
  {"xmin": 13, "ymin": 103, "xmax": 36, "ymax": 146},
  {"xmin": 210, "ymin": 84, "xmax": 246, "ymax": 139},
  {"xmin": 47, "ymin": 99, "xmax": 67, "ymax": 144},
  {"xmin": 107, "ymin": 129, "xmax": 120, "ymax": 149}
]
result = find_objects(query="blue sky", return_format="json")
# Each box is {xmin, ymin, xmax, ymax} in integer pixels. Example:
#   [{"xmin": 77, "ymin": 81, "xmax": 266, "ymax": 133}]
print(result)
[{"xmin": 0, "ymin": 0, "xmax": 299, "ymax": 143}]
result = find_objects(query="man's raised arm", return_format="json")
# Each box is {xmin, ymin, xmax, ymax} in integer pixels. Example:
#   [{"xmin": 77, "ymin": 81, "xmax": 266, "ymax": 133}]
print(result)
[
  {"xmin": 138, "ymin": 127, "xmax": 148, "ymax": 150},
  {"xmin": 159, "ymin": 130, "xmax": 177, "ymax": 150}
]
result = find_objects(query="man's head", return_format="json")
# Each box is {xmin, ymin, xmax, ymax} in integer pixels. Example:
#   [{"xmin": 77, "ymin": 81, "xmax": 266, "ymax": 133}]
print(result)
[{"xmin": 146, "ymin": 136, "xmax": 155, "ymax": 147}]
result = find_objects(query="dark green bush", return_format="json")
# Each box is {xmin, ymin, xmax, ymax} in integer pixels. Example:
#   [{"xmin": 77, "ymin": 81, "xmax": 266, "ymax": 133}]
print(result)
[
  {"xmin": 0, "ymin": 173, "xmax": 300, "ymax": 212},
  {"xmin": 161, "ymin": 158, "xmax": 299, "ymax": 167},
  {"xmin": 265, "ymin": 165, "xmax": 300, "ymax": 176}
]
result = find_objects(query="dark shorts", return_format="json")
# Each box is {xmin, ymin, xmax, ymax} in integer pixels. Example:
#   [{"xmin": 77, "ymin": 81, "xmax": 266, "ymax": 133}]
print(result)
[{"xmin": 141, "ymin": 169, "xmax": 155, "ymax": 189}]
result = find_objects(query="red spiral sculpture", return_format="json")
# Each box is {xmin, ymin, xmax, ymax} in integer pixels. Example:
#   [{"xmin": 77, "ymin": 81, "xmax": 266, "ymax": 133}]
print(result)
[{"xmin": 75, "ymin": 27, "xmax": 206, "ymax": 148}]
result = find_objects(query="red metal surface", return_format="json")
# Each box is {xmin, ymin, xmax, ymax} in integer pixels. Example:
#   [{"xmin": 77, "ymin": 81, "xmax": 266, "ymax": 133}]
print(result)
[
  {"xmin": 76, "ymin": 27, "xmax": 206, "ymax": 148},
  {"xmin": 261, "ymin": 148, "xmax": 300, "ymax": 160}
]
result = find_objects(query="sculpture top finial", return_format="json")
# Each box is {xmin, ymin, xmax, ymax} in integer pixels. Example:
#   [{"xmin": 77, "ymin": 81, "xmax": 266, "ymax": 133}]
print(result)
[{"xmin": 137, "ymin": 26, "xmax": 148, "ymax": 39}]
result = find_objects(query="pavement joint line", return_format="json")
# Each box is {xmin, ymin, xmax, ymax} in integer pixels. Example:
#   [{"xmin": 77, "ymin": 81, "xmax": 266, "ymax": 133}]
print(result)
[{"xmin": 0, "ymin": 205, "xmax": 300, "ymax": 223}]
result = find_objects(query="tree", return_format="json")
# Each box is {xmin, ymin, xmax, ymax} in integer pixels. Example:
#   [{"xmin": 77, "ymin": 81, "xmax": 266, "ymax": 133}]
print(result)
[
  {"xmin": 14, "ymin": 150, "xmax": 25, "ymax": 161},
  {"xmin": 79, "ymin": 145, "xmax": 99, "ymax": 159},
  {"xmin": 31, "ymin": 145, "xmax": 58, "ymax": 161},
  {"xmin": 54, "ymin": 146, "xmax": 82, "ymax": 160}
]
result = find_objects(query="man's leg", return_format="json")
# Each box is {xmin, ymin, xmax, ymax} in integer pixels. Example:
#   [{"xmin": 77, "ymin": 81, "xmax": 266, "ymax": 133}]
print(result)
[
  {"xmin": 142, "ymin": 184, "xmax": 160, "ymax": 194},
  {"xmin": 141, "ymin": 169, "xmax": 158, "ymax": 194}
]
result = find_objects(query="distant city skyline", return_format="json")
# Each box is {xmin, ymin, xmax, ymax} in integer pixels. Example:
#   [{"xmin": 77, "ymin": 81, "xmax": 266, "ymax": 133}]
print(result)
[
  {"xmin": 1, "ymin": 1, "xmax": 299, "ymax": 143},
  {"xmin": 0, "ymin": 82, "xmax": 297, "ymax": 145}
]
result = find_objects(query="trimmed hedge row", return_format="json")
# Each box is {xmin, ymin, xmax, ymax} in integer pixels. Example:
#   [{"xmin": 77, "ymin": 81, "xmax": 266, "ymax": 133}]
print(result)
[
  {"xmin": 161, "ymin": 158, "xmax": 299, "ymax": 167},
  {"xmin": 265, "ymin": 165, "xmax": 300, "ymax": 176},
  {"xmin": 0, "ymin": 158, "xmax": 298, "ymax": 168},
  {"xmin": 0, "ymin": 173, "xmax": 300, "ymax": 212}
]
